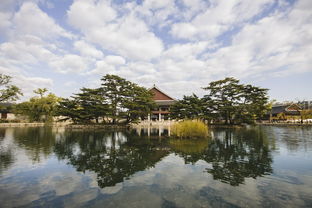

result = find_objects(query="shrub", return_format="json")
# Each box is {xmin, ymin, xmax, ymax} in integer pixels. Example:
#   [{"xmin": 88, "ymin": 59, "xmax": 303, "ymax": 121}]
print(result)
[{"xmin": 171, "ymin": 120, "xmax": 208, "ymax": 138}]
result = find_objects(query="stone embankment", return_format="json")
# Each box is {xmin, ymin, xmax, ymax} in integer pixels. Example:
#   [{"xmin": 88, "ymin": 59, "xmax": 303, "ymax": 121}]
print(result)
[
  {"xmin": 257, "ymin": 122, "xmax": 312, "ymax": 126},
  {"xmin": 66, "ymin": 124, "xmax": 130, "ymax": 129},
  {"xmin": 0, "ymin": 122, "xmax": 69, "ymax": 127}
]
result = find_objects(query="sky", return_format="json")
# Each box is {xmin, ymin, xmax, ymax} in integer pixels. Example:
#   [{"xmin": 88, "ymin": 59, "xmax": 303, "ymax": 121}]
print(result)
[{"xmin": 0, "ymin": 0, "xmax": 311, "ymax": 101}]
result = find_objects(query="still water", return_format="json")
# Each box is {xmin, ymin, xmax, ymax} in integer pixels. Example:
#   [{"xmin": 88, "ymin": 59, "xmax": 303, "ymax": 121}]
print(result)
[{"xmin": 0, "ymin": 126, "xmax": 311, "ymax": 207}]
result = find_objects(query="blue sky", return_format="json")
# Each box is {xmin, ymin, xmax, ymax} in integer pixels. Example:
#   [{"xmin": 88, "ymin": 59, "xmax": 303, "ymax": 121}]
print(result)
[{"xmin": 0, "ymin": 0, "xmax": 311, "ymax": 101}]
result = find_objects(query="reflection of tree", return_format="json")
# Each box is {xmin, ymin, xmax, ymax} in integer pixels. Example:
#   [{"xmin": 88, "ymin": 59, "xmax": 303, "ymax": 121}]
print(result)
[
  {"xmin": 176, "ymin": 128, "xmax": 273, "ymax": 186},
  {"xmin": 54, "ymin": 130, "xmax": 169, "ymax": 188},
  {"xmin": 272, "ymin": 127, "xmax": 312, "ymax": 152},
  {"xmin": 0, "ymin": 128, "xmax": 15, "ymax": 174},
  {"xmin": 0, "ymin": 148, "xmax": 14, "ymax": 174},
  {"xmin": 169, "ymin": 138, "xmax": 209, "ymax": 163},
  {"xmin": 2, "ymin": 126, "xmax": 275, "ymax": 187},
  {"xmin": 13, "ymin": 127, "xmax": 57, "ymax": 162},
  {"xmin": 0, "ymin": 128, "xmax": 5, "ymax": 141}
]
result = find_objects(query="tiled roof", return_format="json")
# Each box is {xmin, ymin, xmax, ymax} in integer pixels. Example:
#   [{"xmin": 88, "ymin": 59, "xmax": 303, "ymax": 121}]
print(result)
[{"xmin": 149, "ymin": 86, "xmax": 175, "ymax": 101}]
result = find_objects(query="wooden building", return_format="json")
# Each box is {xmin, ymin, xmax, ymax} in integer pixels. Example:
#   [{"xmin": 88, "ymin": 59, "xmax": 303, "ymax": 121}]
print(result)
[
  {"xmin": 269, "ymin": 103, "xmax": 302, "ymax": 122},
  {"xmin": 148, "ymin": 86, "xmax": 176, "ymax": 121},
  {"xmin": 0, "ymin": 103, "xmax": 16, "ymax": 120}
]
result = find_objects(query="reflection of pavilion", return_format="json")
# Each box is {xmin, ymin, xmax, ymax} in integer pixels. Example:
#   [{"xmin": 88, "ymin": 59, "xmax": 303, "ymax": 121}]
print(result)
[
  {"xmin": 148, "ymin": 86, "xmax": 176, "ymax": 122},
  {"xmin": 134, "ymin": 126, "xmax": 171, "ymax": 137}
]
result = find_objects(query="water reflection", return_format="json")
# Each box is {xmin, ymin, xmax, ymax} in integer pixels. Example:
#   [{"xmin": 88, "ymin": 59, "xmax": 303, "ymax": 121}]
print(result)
[
  {"xmin": 0, "ymin": 147, "xmax": 14, "ymax": 175},
  {"xmin": 12, "ymin": 127, "xmax": 58, "ymax": 162},
  {"xmin": 0, "ymin": 128, "xmax": 14, "ymax": 174},
  {"xmin": 205, "ymin": 128, "xmax": 273, "ymax": 186},
  {"xmin": 54, "ymin": 130, "xmax": 169, "ymax": 188},
  {"xmin": 169, "ymin": 128, "xmax": 274, "ymax": 186},
  {"xmin": 0, "ymin": 126, "xmax": 312, "ymax": 207},
  {"xmin": 0, "ymin": 126, "xmax": 281, "ymax": 188}
]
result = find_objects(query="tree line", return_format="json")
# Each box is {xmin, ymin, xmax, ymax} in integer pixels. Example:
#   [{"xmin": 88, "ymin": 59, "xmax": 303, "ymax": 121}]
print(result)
[
  {"xmin": 170, "ymin": 77, "xmax": 271, "ymax": 124},
  {"xmin": 12, "ymin": 74, "xmax": 155, "ymax": 124},
  {"xmin": 1, "ymin": 73, "xmax": 272, "ymax": 124}
]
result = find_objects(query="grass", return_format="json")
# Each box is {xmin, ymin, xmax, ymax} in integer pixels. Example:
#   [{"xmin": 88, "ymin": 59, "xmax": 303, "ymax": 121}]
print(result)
[{"xmin": 171, "ymin": 120, "xmax": 208, "ymax": 138}]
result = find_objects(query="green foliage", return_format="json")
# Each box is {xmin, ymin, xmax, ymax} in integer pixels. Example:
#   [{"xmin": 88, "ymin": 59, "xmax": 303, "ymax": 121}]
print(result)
[
  {"xmin": 122, "ymin": 84, "xmax": 156, "ymax": 124},
  {"xmin": 170, "ymin": 94, "xmax": 205, "ymax": 120},
  {"xmin": 170, "ymin": 77, "xmax": 269, "ymax": 124},
  {"xmin": 0, "ymin": 74, "xmax": 22, "ymax": 103},
  {"xmin": 33, "ymin": 88, "xmax": 48, "ymax": 98},
  {"xmin": 100, "ymin": 74, "xmax": 155, "ymax": 124},
  {"xmin": 171, "ymin": 120, "xmax": 208, "ymax": 138},
  {"xmin": 57, "ymin": 98, "xmax": 82, "ymax": 123},
  {"xmin": 57, "ymin": 88, "xmax": 109, "ymax": 123},
  {"xmin": 57, "ymin": 74, "xmax": 155, "ymax": 124},
  {"xmin": 300, "ymin": 110, "xmax": 312, "ymax": 120},
  {"xmin": 14, "ymin": 89, "xmax": 60, "ymax": 122},
  {"xmin": 203, "ymin": 77, "xmax": 269, "ymax": 124}
]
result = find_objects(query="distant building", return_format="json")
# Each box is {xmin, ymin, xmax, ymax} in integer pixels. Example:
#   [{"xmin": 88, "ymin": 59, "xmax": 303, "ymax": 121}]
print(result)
[
  {"xmin": 298, "ymin": 101, "xmax": 312, "ymax": 110},
  {"xmin": 148, "ymin": 86, "xmax": 176, "ymax": 121},
  {"xmin": 269, "ymin": 103, "xmax": 302, "ymax": 121},
  {"xmin": 0, "ymin": 103, "xmax": 16, "ymax": 120}
]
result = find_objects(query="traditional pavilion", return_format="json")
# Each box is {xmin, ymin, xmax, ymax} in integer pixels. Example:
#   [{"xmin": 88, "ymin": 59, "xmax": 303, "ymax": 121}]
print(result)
[
  {"xmin": 148, "ymin": 85, "xmax": 176, "ymax": 121},
  {"xmin": 269, "ymin": 103, "xmax": 302, "ymax": 121}
]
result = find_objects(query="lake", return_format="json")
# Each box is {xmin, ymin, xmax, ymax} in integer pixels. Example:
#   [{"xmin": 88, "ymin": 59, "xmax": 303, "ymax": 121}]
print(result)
[{"xmin": 0, "ymin": 126, "xmax": 311, "ymax": 207}]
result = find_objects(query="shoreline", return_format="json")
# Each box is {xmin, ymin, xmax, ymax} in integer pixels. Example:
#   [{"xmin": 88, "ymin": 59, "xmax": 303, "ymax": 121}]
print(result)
[
  {"xmin": 0, "ymin": 122, "xmax": 70, "ymax": 127},
  {"xmin": 66, "ymin": 124, "xmax": 130, "ymax": 129},
  {"xmin": 257, "ymin": 123, "xmax": 312, "ymax": 127},
  {"xmin": 1, "ymin": 122, "xmax": 312, "ymax": 128}
]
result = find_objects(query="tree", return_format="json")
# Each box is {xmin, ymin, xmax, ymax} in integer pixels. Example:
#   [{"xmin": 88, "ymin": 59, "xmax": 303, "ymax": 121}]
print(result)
[
  {"xmin": 203, "ymin": 77, "xmax": 243, "ymax": 124},
  {"xmin": 123, "ymin": 84, "xmax": 156, "ymax": 123},
  {"xmin": 14, "ymin": 89, "xmax": 60, "ymax": 122},
  {"xmin": 203, "ymin": 77, "xmax": 269, "ymax": 124},
  {"xmin": 297, "ymin": 101, "xmax": 312, "ymax": 123},
  {"xmin": 170, "ymin": 94, "xmax": 205, "ymax": 120},
  {"xmin": 57, "ymin": 88, "xmax": 110, "ymax": 123},
  {"xmin": 74, "ymin": 88, "xmax": 110, "ymax": 123},
  {"xmin": 100, "ymin": 75, "xmax": 130, "ymax": 124},
  {"xmin": 33, "ymin": 88, "xmax": 48, "ymax": 98},
  {"xmin": 100, "ymin": 74, "xmax": 155, "ymax": 124},
  {"xmin": 57, "ymin": 98, "xmax": 82, "ymax": 123},
  {"xmin": 0, "ymin": 74, "xmax": 22, "ymax": 103},
  {"xmin": 238, "ymin": 84, "xmax": 270, "ymax": 123},
  {"xmin": 56, "ymin": 75, "xmax": 155, "ymax": 124}
]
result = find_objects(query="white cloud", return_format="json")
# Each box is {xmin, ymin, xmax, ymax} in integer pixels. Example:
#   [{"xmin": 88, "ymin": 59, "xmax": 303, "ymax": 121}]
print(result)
[
  {"xmin": 0, "ymin": 37, "xmax": 57, "ymax": 66},
  {"xmin": 0, "ymin": 65, "xmax": 53, "ymax": 99},
  {"xmin": 137, "ymin": 0, "xmax": 177, "ymax": 27},
  {"xmin": 171, "ymin": 0, "xmax": 273, "ymax": 40},
  {"xmin": 181, "ymin": 0, "xmax": 208, "ymax": 20},
  {"xmin": 163, "ymin": 41, "xmax": 210, "ymax": 60},
  {"xmin": 74, "ymin": 40, "xmax": 104, "ymax": 59},
  {"xmin": 0, "ymin": 12, "xmax": 11, "ymax": 34},
  {"xmin": 200, "ymin": 0, "xmax": 312, "ymax": 79},
  {"xmin": 67, "ymin": 0, "xmax": 117, "ymax": 30},
  {"xmin": 91, "ymin": 60, "xmax": 117, "ymax": 75},
  {"xmin": 67, "ymin": 0, "xmax": 164, "ymax": 61},
  {"xmin": 50, "ymin": 54, "xmax": 90, "ymax": 74},
  {"xmin": 90, "ymin": 55, "xmax": 126, "ymax": 75},
  {"xmin": 0, "ymin": 0, "xmax": 311, "ymax": 100},
  {"xmin": 104, "ymin": 55, "xmax": 126, "ymax": 65},
  {"xmin": 11, "ymin": 2, "xmax": 73, "ymax": 39}
]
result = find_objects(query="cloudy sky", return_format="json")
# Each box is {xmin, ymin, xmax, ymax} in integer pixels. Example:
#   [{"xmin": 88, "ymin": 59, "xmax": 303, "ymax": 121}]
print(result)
[{"xmin": 0, "ymin": 0, "xmax": 311, "ymax": 101}]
